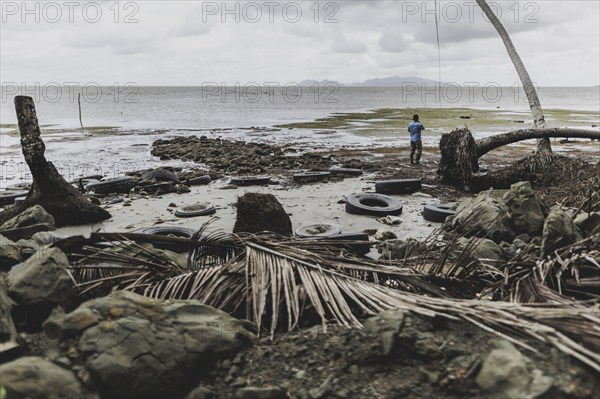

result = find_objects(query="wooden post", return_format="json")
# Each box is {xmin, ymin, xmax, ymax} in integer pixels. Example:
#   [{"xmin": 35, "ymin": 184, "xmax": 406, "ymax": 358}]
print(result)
[
  {"xmin": 78, "ymin": 92, "xmax": 83, "ymax": 128},
  {"xmin": 0, "ymin": 96, "xmax": 111, "ymax": 226}
]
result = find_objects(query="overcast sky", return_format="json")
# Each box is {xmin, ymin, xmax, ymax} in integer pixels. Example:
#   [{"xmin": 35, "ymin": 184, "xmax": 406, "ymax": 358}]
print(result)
[{"xmin": 1, "ymin": 0, "xmax": 599, "ymax": 86}]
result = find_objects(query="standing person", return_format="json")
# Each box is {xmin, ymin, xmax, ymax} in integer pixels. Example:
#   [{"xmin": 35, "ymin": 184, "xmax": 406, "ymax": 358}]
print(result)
[{"xmin": 407, "ymin": 114, "xmax": 425, "ymax": 164}]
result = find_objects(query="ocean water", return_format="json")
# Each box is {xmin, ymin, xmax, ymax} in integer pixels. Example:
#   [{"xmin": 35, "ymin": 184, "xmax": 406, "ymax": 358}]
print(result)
[
  {"xmin": 1, "ymin": 86, "xmax": 599, "ymax": 130},
  {"xmin": 0, "ymin": 86, "xmax": 598, "ymax": 189}
]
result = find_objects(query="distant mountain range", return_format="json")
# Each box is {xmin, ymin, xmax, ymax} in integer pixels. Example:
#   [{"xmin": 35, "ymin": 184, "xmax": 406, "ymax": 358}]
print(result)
[{"xmin": 299, "ymin": 76, "xmax": 441, "ymax": 87}]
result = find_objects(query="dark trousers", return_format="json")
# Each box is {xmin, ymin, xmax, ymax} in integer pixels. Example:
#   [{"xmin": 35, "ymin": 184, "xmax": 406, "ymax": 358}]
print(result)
[{"xmin": 410, "ymin": 140, "xmax": 422, "ymax": 163}]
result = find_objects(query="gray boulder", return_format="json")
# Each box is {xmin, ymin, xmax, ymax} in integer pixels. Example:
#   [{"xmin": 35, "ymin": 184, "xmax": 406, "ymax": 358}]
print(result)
[
  {"xmin": 363, "ymin": 310, "xmax": 405, "ymax": 356},
  {"xmin": 7, "ymin": 247, "xmax": 74, "ymax": 307},
  {"xmin": 0, "ymin": 205, "xmax": 56, "ymax": 230},
  {"xmin": 18, "ymin": 231, "xmax": 67, "ymax": 250},
  {"xmin": 479, "ymin": 189, "xmax": 509, "ymax": 202},
  {"xmin": 379, "ymin": 238, "xmax": 418, "ymax": 260},
  {"xmin": 0, "ymin": 276, "xmax": 16, "ymax": 342},
  {"xmin": 186, "ymin": 386, "xmax": 215, "ymax": 399},
  {"xmin": 0, "ymin": 235, "xmax": 22, "ymax": 268},
  {"xmin": 574, "ymin": 212, "xmax": 600, "ymax": 237},
  {"xmin": 503, "ymin": 181, "xmax": 547, "ymax": 236},
  {"xmin": 541, "ymin": 206, "xmax": 584, "ymax": 257},
  {"xmin": 452, "ymin": 237, "xmax": 505, "ymax": 267},
  {"xmin": 476, "ymin": 341, "xmax": 553, "ymax": 399},
  {"xmin": 450, "ymin": 194, "xmax": 514, "ymax": 244},
  {"xmin": 0, "ymin": 356, "xmax": 98, "ymax": 399},
  {"xmin": 48, "ymin": 290, "xmax": 256, "ymax": 399}
]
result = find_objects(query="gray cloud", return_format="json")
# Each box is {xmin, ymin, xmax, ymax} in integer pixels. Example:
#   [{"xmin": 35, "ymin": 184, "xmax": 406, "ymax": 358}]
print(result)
[
  {"xmin": 0, "ymin": 0, "xmax": 597, "ymax": 86},
  {"xmin": 378, "ymin": 28, "xmax": 413, "ymax": 52}
]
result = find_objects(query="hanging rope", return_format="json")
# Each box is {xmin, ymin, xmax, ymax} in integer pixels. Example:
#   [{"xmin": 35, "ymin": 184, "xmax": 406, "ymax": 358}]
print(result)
[{"xmin": 434, "ymin": 0, "xmax": 442, "ymax": 106}]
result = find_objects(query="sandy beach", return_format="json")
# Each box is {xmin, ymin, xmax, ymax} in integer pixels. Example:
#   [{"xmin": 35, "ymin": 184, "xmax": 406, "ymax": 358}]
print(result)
[{"xmin": 55, "ymin": 172, "xmax": 445, "ymax": 256}]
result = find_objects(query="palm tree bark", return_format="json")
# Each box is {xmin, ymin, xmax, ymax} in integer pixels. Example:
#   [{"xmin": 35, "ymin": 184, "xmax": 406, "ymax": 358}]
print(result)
[
  {"xmin": 0, "ymin": 96, "xmax": 111, "ymax": 226},
  {"xmin": 475, "ymin": 0, "xmax": 551, "ymax": 152},
  {"xmin": 476, "ymin": 128, "xmax": 600, "ymax": 158}
]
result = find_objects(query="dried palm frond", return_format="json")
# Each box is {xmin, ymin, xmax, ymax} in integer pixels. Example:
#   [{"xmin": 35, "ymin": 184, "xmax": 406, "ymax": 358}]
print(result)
[
  {"xmin": 55, "ymin": 229, "xmax": 600, "ymax": 370},
  {"xmin": 187, "ymin": 229, "xmax": 244, "ymax": 270},
  {"xmin": 482, "ymin": 233, "xmax": 600, "ymax": 303},
  {"xmin": 127, "ymin": 235, "xmax": 600, "ymax": 371}
]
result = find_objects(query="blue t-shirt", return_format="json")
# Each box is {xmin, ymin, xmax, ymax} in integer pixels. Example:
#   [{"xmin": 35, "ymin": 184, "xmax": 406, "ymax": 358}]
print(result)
[{"xmin": 408, "ymin": 121, "xmax": 425, "ymax": 142}]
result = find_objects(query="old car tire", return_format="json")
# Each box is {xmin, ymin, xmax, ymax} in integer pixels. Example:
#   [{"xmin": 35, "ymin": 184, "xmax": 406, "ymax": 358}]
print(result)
[
  {"xmin": 345, "ymin": 193, "xmax": 403, "ymax": 216},
  {"xmin": 293, "ymin": 171, "xmax": 331, "ymax": 183},
  {"xmin": 316, "ymin": 232, "xmax": 371, "ymax": 255},
  {"xmin": 295, "ymin": 224, "xmax": 342, "ymax": 238},
  {"xmin": 230, "ymin": 176, "xmax": 271, "ymax": 186},
  {"xmin": 175, "ymin": 203, "xmax": 216, "ymax": 217},
  {"xmin": 140, "ymin": 225, "xmax": 197, "ymax": 253},
  {"xmin": 85, "ymin": 177, "xmax": 135, "ymax": 195},
  {"xmin": 0, "ymin": 190, "xmax": 29, "ymax": 206},
  {"xmin": 188, "ymin": 175, "xmax": 212, "ymax": 186},
  {"xmin": 375, "ymin": 179, "xmax": 422, "ymax": 195},
  {"xmin": 5, "ymin": 182, "xmax": 32, "ymax": 191},
  {"xmin": 422, "ymin": 203, "xmax": 456, "ymax": 223},
  {"xmin": 141, "ymin": 225, "xmax": 196, "ymax": 237},
  {"xmin": 328, "ymin": 168, "xmax": 363, "ymax": 176}
]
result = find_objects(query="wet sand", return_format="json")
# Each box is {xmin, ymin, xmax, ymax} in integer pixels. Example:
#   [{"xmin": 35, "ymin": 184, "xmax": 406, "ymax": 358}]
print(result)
[{"xmin": 55, "ymin": 173, "xmax": 445, "ymax": 258}]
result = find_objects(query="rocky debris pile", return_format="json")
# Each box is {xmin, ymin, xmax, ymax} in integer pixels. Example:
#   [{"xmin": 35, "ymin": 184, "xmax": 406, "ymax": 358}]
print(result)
[
  {"xmin": 445, "ymin": 181, "xmax": 596, "ymax": 257},
  {"xmin": 0, "ymin": 205, "xmax": 60, "ymax": 269},
  {"xmin": 197, "ymin": 311, "xmax": 596, "ymax": 399},
  {"xmin": 1, "ymin": 185, "xmax": 598, "ymax": 398},
  {"xmin": 151, "ymin": 136, "xmax": 332, "ymax": 174},
  {"xmin": 476, "ymin": 153, "xmax": 600, "ymax": 212},
  {"xmin": 381, "ymin": 181, "xmax": 598, "ymax": 264},
  {"xmin": 1, "ymin": 291, "xmax": 255, "ymax": 399},
  {"xmin": 0, "ymin": 204, "xmax": 70, "ymax": 258}
]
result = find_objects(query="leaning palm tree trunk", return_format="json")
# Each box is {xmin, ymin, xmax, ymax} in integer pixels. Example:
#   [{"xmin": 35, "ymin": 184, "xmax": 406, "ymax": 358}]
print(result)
[
  {"xmin": 476, "ymin": 127, "xmax": 600, "ymax": 158},
  {"xmin": 475, "ymin": 0, "xmax": 551, "ymax": 152}
]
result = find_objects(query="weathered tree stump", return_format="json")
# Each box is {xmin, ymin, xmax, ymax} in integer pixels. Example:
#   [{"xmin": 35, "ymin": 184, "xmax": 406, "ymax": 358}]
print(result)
[
  {"xmin": 0, "ymin": 96, "xmax": 111, "ymax": 226},
  {"xmin": 233, "ymin": 193, "xmax": 292, "ymax": 236},
  {"xmin": 437, "ymin": 127, "xmax": 600, "ymax": 188},
  {"xmin": 437, "ymin": 129, "xmax": 479, "ymax": 186}
]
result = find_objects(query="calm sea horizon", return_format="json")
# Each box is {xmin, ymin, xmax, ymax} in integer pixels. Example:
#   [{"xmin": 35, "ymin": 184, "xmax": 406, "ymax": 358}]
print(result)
[{"xmin": 1, "ymin": 86, "xmax": 598, "ymax": 130}]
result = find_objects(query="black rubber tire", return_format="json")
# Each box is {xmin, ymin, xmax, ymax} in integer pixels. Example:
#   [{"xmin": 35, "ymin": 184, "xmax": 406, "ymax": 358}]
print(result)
[
  {"xmin": 230, "ymin": 176, "xmax": 271, "ymax": 186},
  {"xmin": 142, "ymin": 182, "xmax": 176, "ymax": 193},
  {"xmin": 5, "ymin": 182, "xmax": 32, "ymax": 191},
  {"xmin": 85, "ymin": 177, "xmax": 135, "ymax": 195},
  {"xmin": 293, "ymin": 171, "xmax": 331, "ymax": 183},
  {"xmin": 308, "ymin": 232, "xmax": 371, "ymax": 255},
  {"xmin": 328, "ymin": 168, "xmax": 363, "ymax": 176},
  {"xmin": 188, "ymin": 175, "xmax": 212, "ymax": 186},
  {"xmin": 140, "ymin": 225, "xmax": 197, "ymax": 253},
  {"xmin": 141, "ymin": 225, "xmax": 196, "ymax": 236},
  {"xmin": 0, "ymin": 190, "xmax": 29, "ymax": 206},
  {"xmin": 175, "ymin": 203, "xmax": 216, "ymax": 217},
  {"xmin": 141, "ymin": 168, "xmax": 181, "ymax": 184},
  {"xmin": 70, "ymin": 175, "xmax": 103, "ymax": 184},
  {"xmin": 329, "ymin": 233, "xmax": 371, "ymax": 255},
  {"xmin": 422, "ymin": 203, "xmax": 456, "ymax": 223},
  {"xmin": 345, "ymin": 193, "xmax": 403, "ymax": 216},
  {"xmin": 104, "ymin": 196, "xmax": 124, "ymax": 205},
  {"xmin": 295, "ymin": 224, "xmax": 341, "ymax": 238},
  {"xmin": 13, "ymin": 196, "xmax": 27, "ymax": 206},
  {"xmin": 375, "ymin": 179, "xmax": 422, "ymax": 195}
]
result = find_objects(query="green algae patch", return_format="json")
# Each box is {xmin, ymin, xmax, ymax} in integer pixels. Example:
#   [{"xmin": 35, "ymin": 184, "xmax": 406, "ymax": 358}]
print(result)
[{"xmin": 275, "ymin": 107, "xmax": 600, "ymax": 134}]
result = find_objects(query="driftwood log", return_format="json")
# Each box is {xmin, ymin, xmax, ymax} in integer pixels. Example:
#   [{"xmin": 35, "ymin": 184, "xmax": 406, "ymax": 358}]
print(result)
[
  {"xmin": 0, "ymin": 96, "xmax": 110, "ymax": 226},
  {"xmin": 438, "ymin": 127, "xmax": 600, "ymax": 187}
]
